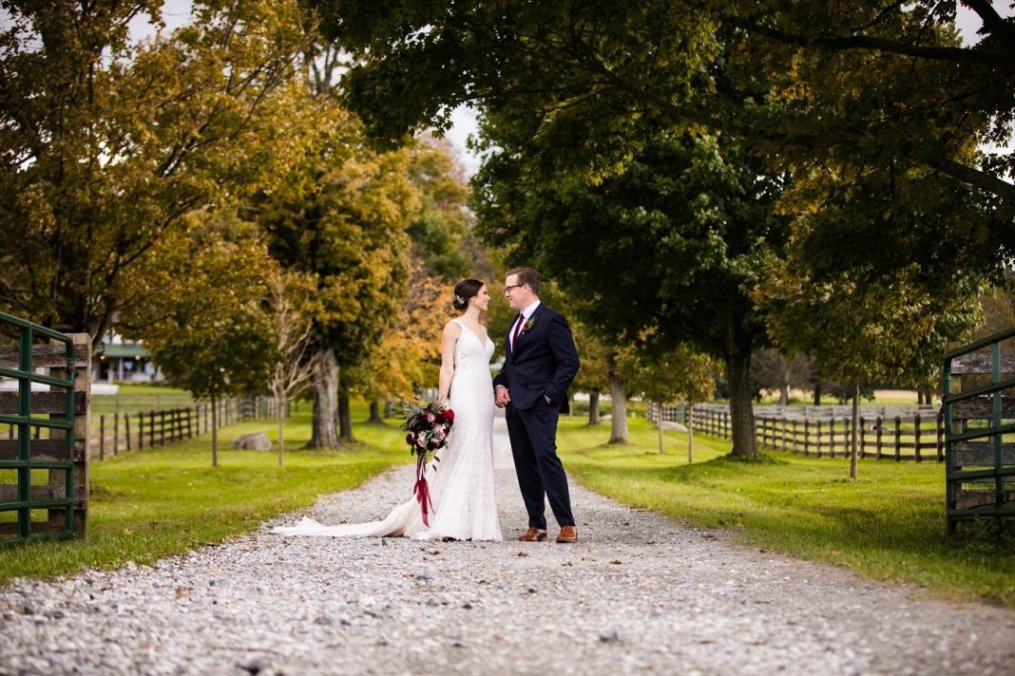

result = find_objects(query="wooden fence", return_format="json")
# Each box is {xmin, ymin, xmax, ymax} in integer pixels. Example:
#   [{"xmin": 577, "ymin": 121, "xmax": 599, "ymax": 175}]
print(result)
[
  {"xmin": 4, "ymin": 396, "xmax": 284, "ymax": 461},
  {"xmin": 671, "ymin": 403, "xmax": 947, "ymax": 461}
]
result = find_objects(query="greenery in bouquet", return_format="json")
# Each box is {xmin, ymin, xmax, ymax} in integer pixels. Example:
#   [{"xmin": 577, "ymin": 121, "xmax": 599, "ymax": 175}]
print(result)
[{"xmin": 401, "ymin": 401, "xmax": 455, "ymax": 463}]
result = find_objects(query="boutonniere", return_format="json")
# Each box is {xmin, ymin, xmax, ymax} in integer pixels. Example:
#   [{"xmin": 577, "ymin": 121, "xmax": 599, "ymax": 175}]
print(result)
[{"xmin": 522, "ymin": 317, "xmax": 536, "ymax": 334}]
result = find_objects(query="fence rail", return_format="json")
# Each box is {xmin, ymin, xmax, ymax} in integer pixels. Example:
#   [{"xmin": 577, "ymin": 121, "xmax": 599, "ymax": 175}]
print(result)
[
  {"xmin": 4, "ymin": 396, "xmax": 284, "ymax": 460},
  {"xmin": 657, "ymin": 403, "xmax": 947, "ymax": 461}
]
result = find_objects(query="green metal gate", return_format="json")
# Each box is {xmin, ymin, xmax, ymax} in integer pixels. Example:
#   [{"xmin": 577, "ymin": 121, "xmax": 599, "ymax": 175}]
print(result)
[
  {"xmin": 0, "ymin": 311, "xmax": 79, "ymax": 546},
  {"xmin": 942, "ymin": 326, "xmax": 1015, "ymax": 535}
]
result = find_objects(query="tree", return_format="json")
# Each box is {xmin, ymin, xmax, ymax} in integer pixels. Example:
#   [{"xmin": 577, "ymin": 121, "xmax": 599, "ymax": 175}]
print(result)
[
  {"xmin": 751, "ymin": 349, "xmax": 816, "ymax": 406},
  {"xmin": 570, "ymin": 326, "xmax": 610, "ymax": 426},
  {"xmin": 346, "ymin": 263, "xmax": 452, "ymax": 418},
  {"xmin": 343, "ymin": 137, "xmax": 478, "ymax": 422},
  {"xmin": 315, "ymin": 0, "xmax": 1010, "ymax": 262},
  {"xmin": 253, "ymin": 89, "xmax": 418, "ymax": 446},
  {"xmin": 133, "ymin": 211, "xmax": 277, "ymax": 466},
  {"xmin": 315, "ymin": 0, "xmax": 1002, "ymax": 459},
  {"xmin": 406, "ymin": 136, "xmax": 474, "ymax": 281},
  {"xmin": 713, "ymin": 1, "xmax": 1014, "ymax": 227},
  {"xmin": 476, "ymin": 130, "xmax": 788, "ymax": 457},
  {"xmin": 758, "ymin": 228, "xmax": 982, "ymax": 479},
  {"xmin": 266, "ymin": 268, "xmax": 320, "ymax": 466},
  {"xmin": 0, "ymin": 0, "xmax": 307, "ymax": 338},
  {"xmin": 622, "ymin": 342, "xmax": 716, "ymax": 458}
]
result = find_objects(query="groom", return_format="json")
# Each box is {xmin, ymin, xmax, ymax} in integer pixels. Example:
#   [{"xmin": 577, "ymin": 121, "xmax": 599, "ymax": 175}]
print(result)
[{"xmin": 494, "ymin": 267, "xmax": 581, "ymax": 543}]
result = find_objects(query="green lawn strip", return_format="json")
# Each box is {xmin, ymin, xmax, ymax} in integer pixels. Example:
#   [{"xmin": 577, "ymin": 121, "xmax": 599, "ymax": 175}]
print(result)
[
  {"xmin": 89, "ymin": 384, "xmax": 198, "ymax": 415},
  {"xmin": 0, "ymin": 407, "xmax": 409, "ymax": 584},
  {"xmin": 557, "ymin": 416, "xmax": 1015, "ymax": 610}
]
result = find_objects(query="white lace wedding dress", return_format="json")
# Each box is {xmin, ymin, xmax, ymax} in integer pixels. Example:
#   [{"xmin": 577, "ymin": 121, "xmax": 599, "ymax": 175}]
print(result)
[{"xmin": 273, "ymin": 320, "xmax": 503, "ymax": 541}]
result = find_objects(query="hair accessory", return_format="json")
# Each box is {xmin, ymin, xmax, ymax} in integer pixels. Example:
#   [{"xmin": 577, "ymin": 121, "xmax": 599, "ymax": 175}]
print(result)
[{"xmin": 455, "ymin": 294, "xmax": 465, "ymax": 304}]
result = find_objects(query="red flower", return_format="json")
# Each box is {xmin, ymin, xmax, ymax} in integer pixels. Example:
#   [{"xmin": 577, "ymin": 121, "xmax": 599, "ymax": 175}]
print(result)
[{"xmin": 442, "ymin": 408, "xmax": 455, "ymax": 423}]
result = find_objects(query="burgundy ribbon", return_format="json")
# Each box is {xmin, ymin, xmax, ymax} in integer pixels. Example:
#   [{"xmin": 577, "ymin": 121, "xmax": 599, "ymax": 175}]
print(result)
[{"xmin": 413, "ymin": 455, "xmax": 434, "ymax": 526}]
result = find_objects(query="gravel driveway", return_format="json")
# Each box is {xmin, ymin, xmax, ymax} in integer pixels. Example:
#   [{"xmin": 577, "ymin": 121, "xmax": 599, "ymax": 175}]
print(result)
[{"xmin": 1, "ymin": 415, "xmax": 1013, "ymax": 675}]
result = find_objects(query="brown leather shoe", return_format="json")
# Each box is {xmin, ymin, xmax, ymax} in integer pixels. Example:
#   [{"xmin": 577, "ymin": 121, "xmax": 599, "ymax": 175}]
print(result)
[
  {"xmin": 518, "ymin": 527, "xmax": 548, "ymax": 542},
  {"xmin": 556, "ymin": 525, "xmax": 578, "ymax": 543}
]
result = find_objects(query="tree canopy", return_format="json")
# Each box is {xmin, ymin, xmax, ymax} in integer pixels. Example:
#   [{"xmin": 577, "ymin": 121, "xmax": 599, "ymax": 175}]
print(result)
[
  {"xmin": 0, "ymin": 0, "xmax": 307, "ymax": 338},
  {"xmin": 315, "ymin": 0, "xmax": 1010, "ymax": 263}
]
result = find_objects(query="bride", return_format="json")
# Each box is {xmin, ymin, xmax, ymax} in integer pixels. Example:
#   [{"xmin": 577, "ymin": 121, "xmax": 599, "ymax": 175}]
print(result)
[{"xmin": 273, "ymin": 279, "xmax": 503, "ymax": 541}]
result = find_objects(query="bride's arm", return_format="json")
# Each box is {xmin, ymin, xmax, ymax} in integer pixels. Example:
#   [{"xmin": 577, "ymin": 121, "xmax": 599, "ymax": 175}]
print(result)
[{"xmin": 437, "ymin": 321, "xmax": 461, "ymax": 403}]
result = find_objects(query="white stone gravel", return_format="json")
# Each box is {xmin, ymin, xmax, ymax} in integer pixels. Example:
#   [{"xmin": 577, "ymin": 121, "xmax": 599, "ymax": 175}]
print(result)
[{"xmin": 1, "ymin": 416, "xmax": 1014, "ymax": 675}]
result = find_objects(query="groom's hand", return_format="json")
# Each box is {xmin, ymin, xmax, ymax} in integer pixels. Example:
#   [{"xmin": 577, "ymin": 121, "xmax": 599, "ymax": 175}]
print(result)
[{"xmin": 495, "ymin": 385, "xmax": 511, "ymax": 407}]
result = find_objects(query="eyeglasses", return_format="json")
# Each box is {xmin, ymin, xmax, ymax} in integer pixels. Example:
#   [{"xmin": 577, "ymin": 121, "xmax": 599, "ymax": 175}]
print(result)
[{"xmin": 504, "ymin": 284, "xmax": 524, "ymax": 292}]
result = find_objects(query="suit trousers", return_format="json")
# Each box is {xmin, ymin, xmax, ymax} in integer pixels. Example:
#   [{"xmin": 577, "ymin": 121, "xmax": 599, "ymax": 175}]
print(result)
[{"xmin": 505, "ymin": 402, "xmax": 575, "ymax": 529}]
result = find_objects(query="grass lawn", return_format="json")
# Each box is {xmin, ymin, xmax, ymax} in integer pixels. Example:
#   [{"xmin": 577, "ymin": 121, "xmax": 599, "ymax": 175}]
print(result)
[
  {"xmin": 0, "ymin": 405, "xmax": 408, "ymax": 584},
  {"xmin": 90, "ymin": 383, "xmax": 197, "ymax": 415},
  {"xmin": 557, "ymin": 415, "xmax": 1015, "ymax": 610}
]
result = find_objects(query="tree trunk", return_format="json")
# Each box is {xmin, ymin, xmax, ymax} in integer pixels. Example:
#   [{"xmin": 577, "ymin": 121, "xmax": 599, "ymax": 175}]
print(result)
[
  {"xmin": 368, "ymin": 400, "xmax": 382, "ymax": 423},
  {"xmin": 310, "ymin": 347, "xmax": 340, "ymax": 448},
  {"xmin": 813, "ymin": 380, "xmax": 822, "ymax": 406},
  {"xmin": 850, "ymin": 379, "xmax": 859, "ymax": 480},
  {"xmin": 778, "ymin": 355, "xmax": 791, "ymax": 406},
  {"xmin": 588, "ymin": 390, "xmax": 601, "ymax": 426},
  {"xmin": 726, "ymin": 351, "xmax": 758, "ymax": 458},
  {"xmin": 607, "ymin": 352, "xmax": 628, "ymax": 444},
  {"xmin": 276, "ymin": 395, "xmax": 286, "ymax": 467},
  {"xmin": 338, "ymin": 389, "xmax": 353, "ymax": 441},
  {"xmin": 210, "ymin": 393, "xmax": 218, "ymax": 467}
]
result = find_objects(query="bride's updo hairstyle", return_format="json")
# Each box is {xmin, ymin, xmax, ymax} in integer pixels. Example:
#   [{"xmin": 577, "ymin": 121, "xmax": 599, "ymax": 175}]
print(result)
[{"xmin": 452, "ymin": 278, "xmax": 484, "ymax": 311}]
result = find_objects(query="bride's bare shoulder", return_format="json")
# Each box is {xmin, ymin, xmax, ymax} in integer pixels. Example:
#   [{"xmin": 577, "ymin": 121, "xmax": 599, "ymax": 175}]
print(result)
[{"xmin": 443, "ymin": 319, "xmax": 463, "ymax": 336}]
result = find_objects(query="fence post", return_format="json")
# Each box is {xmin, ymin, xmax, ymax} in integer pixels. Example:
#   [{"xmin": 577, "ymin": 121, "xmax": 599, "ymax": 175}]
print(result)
[
  {"xmin": 936, "ymin": 409, "xmax": 944, "ymax": 462},
  {"xmin": 149, "ymin": 410, "xmax": 155, "ymax": 448},
  {"xmin": 894, "ymin": 416, "xmax": 902, "ymax": 461},
  {"xmin": 914, "ymin": 413, "xmax": 922, "ymax": 462},
  {"xmin": 99, "ymin": 415, "xmax": 106, "ymax": 461},
  {"xmin": 828, "ymin": 416, "xmax": 835, "ymax": 458},
  {"xmin": 816, "ymin": 420, "xmax": 823, "ymax": 458},
  {"xmin": 804, "ymin": 419, "xmax": 810, "ymax": 455},
  {"xmin": 859, "ymin": 416, "xmax": 866, "ymax": 459},
  {"xmin": 113, "ymin": 412, "xmax": 119, "ymax": 456},
  {"xmin": 875, "ymin": 416, "xmax": 883, "ymax": 459}
]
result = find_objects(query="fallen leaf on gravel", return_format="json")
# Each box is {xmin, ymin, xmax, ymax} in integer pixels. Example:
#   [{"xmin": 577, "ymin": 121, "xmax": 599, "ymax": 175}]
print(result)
[
  {"xmin": 561, "ymin": 562, "xmax": 573, "ymax": 567},
  {"xmin": 517, "ymin": 552, "xmax": 529, "ymax": 557},
  {"xmin": 175, "ymin": 587, "xmax": 189, "ymax": 599},
  {"xmin": 610, "ymin": 560, "xmax": 622, "ymax": 565}
]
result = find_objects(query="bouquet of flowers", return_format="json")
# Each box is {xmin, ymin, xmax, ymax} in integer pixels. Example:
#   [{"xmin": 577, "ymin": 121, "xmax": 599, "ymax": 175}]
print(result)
[{"xmin": 400, "ymin": 401, "xmax": 455, "ymax": 526}]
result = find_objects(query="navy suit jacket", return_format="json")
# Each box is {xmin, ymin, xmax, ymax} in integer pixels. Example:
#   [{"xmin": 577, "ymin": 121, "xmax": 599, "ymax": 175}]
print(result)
[{"xmin": 493, "ymin": 304, "xmax": 580, "ymax": 411}]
